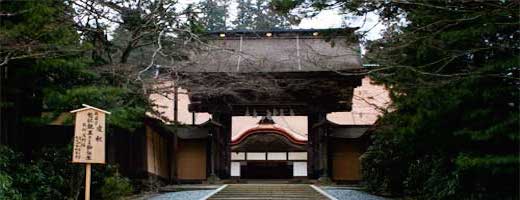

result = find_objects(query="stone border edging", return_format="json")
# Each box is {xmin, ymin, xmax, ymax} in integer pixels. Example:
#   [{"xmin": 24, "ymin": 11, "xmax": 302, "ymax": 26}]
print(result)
[
  {"xmin": 200, "ymin": 184, "xmax": 228, "ymax": 200},
  {"xmin": 310, "ymin": 184, "xmax": 339, "ymax": 200}
]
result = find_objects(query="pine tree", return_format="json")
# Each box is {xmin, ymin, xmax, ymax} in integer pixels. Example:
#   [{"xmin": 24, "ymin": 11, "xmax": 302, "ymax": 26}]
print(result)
[
  {"xmin": 0, "ymin": 0, "xmax": 151, "ymax": 146},
  {"xmin": 0, "ymin": 0, "xmax": 88, "ymax": 146},
  {"xmin": 362, "ymin": 1, "xmax": 518, "ymax": 199},
  {"xmin": 233, "ymin": 0, "xmax": 291, "ymax": 30},
  {"xmin": 233, "ymin": 0, "xmax": 255, "ymax": 30},
  {"xmin": 275, "ymin": 0, "xmax": 519, "ymax": 199},
  {"xmin": 199, "ymin": 0, "xmax": 229, "ymax": 31}
]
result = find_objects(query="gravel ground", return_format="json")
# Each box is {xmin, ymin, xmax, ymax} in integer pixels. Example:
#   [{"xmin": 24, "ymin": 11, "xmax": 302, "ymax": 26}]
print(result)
[
  {"xmin": 147, "ymin": 190, "xmax": 214, "ymax": 200},
  {"xmin": 324, "ymin": 189, "xmax": 388, "ymax": 200},
  {"xmin": 145, "ymin": 187, "xmax": 387, "ymax": 200}
]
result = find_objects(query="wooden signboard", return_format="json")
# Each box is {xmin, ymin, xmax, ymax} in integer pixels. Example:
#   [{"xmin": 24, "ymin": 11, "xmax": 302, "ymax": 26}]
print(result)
[{"xmin": 70, "ymin": 104, "xmax": 110, "ymax": 200}]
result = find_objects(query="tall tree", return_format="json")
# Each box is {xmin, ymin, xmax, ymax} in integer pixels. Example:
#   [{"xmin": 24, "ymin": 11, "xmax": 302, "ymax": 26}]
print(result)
[
  {"xmin": 233, "ymin": 0, "xmax": 292, "ymax": 30},
  {"xmin": 0, "ymin": 0, "xmax": 203, "ymax": 145},
  {"xmin": 199, "ymin": 0, "xmax": 229, "ymax": 31},
  {"xmin": 275, "ymin": 0, "xmax": 519, "ymax": 199},
  {"xmin": 0, "ymin": 0, "xmax": 213, "ymax": 198},
  {"xmin": 0, "ymin": 0, "xmax": 88, "ymax": 147},
  {"xmin": 233, "ymin": 0, "xmax": 256, "ymax": 30},
  {"xmin": 0, "ymin": 1, "xmax": 132, "ymax": 198},
  {"xmin": 254, "ymin": 0, "xmax": 291, "ymax": 30}
]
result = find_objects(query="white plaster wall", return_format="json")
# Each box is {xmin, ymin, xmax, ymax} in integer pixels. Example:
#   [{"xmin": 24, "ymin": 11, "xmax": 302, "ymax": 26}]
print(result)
[
  {"xmin": 231, "ymin": 162, "xmax": 241, "ymax": 177},
  {"xmin": 327, "ymin": 77, "xmax": 391, "ymax": 125},
  {"xmin": 246, "ymin": 152, "xmax": 266, "ymax": 160},
  {"xmin": 148, "ymin": 81, "xmax": 211, "ymax": 125},
  {"xmin": 267, "ymin": 152, "xmax": 287, "ymax": 160},
  {"xmin": 293, "ymin": 162, "xmax": 308, "ymax": 177},
  {"xmin": 288, "ymin": 152, "xmax": 308, "ymax": 160},
  {"xmin": 231, "ymin": 152, "xmax": 245, "ymax": 160}
]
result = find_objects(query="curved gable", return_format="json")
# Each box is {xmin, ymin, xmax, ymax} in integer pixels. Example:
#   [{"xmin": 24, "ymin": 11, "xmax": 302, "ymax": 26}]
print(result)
[
  {"xmin": 231, "ymin": 127, "xmax": 307, "ymax": 152},
  {"xmin": 232, "ymin": 127, "xmax": 307, "ymax": 145}
]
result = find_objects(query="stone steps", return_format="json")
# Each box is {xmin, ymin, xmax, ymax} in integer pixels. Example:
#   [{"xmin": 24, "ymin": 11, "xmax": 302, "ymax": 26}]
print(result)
[{"xmin": 208, "ymin": 184, "xmax": 330, "ymax": 200}]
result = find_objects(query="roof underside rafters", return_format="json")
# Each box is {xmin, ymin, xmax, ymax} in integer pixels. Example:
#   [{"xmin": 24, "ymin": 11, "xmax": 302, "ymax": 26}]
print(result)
[{"xmin": 172, "ymin": 28, "xmax": 365, "ymax": 115}]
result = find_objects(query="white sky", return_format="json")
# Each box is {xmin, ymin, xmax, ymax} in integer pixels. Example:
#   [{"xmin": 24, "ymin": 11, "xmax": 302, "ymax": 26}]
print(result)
[
  {"xmin": 76, "ymin": 0, "xmax": 385, "ymax": 42},
  {"xmin": 178, "ymin": 0, "xmax": 385, "ymax": 41},
  {"xmin": 297, "ymin": 9, "xmax": 385, "ymax": 41}
]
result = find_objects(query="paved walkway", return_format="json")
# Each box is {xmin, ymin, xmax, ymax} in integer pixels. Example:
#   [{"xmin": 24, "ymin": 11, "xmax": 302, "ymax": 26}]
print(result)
[
  {"xmin": 147, "ymin": 190, "xmax": 214, "ymax": 200},
  {"xmin": 323, "ymin": 188, "xmax": 388, "ymax": 200},
  {"xmin": 207, "ymin": 184, "xmax": 330, "ymax": 200}
]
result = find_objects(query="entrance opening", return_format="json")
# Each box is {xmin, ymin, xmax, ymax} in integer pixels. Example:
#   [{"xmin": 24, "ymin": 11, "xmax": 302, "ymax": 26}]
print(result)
[
  {"xmin": 230, "ymin": 117, "xmax": 308, "ymax": 179},
  {"xmin": 241, "ymin": 161, "xmax": 293, "ymax": 179}
]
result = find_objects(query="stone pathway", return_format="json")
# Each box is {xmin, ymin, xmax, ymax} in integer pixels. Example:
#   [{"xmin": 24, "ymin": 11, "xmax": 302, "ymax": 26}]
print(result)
[
  {"xmin": 323, "ymin": 187, "xmax": 389, "ymax": 200},
  {"xmin": 207, "ymin": 184, "xmax": 330, "ymax": 200},
  {"xmin": 148, "ymin": 190, "xmax": 214, "ymax": 200},
  {"xmin": 138, "ymin": 184, "xmax": 389, "ymax": 200}
]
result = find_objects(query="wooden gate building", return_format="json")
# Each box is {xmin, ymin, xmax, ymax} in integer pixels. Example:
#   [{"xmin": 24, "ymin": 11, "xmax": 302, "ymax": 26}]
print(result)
[{"xmin": 141, "ymin": 29, "xmax": 389, "ymax": 184}]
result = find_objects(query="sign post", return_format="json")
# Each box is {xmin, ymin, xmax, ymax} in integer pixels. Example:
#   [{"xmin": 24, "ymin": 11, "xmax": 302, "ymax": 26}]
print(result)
[{"xmin": 70, "ymin": 104, "xmax": 111, "ymax": 200}]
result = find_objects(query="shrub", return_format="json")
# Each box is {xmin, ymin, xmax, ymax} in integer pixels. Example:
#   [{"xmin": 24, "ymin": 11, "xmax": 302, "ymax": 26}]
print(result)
[
  {"xmin": 0, "ymin": 174, "xmax": 22, "ymax": 200},
  {"xmin": 0, "ymin": 146, "xmax": 22, "ymax": 200},
  {"xmin": 101, "ymin": 173, "xmax": 134, "ymax": 200},
  {"xmin": 0, "ymin": 145, "xmax": 135, "ymax": 200}
]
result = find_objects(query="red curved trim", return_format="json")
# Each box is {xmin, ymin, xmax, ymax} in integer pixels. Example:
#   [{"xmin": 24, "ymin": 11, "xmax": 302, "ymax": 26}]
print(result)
[{"xmin": 231, "ymin": 127, "xmax": 307, "ymax": 145}]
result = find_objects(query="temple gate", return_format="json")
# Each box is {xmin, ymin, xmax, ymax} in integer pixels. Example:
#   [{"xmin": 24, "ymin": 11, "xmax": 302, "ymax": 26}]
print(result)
[{"xmin": 142, "ymin": 29, "xmax": 388, "ymax": 183}]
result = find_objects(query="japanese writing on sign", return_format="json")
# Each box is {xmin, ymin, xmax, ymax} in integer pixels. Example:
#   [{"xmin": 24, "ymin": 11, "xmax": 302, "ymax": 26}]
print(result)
[{"xmin": 72, "ymin": 108, "xmax": 106, "ymax": 164}]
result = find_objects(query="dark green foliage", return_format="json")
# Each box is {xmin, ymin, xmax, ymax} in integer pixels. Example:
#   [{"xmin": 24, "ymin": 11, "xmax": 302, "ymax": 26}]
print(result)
[
  {"xmin": 0, "ymin": 0, "xmax": 83, "ymax": 58},
  {"xmin": 199, "ymin": 0, "xmax": 229, "ymax": 31},
  {"xmin": 0, "ymin": 145, "xmax": 133, "ymax": 200},
  {"xmin": 279, "ymin": 0, "xmax": 519, "ymax": 199},
  {"xmin": 0, "ymin": 146, "xmax": 22, "ymax": 200},
  {"xmin": 362, "ymin": 1, "xmax": 519, "ymax": 199},
  {"xmin": 43, "ymin": 85, "xmax": 147, "ymax": 131},
  {"xmin": 362, "ymin": 74, "xmax": 519, "ymax": 199},
  {"xmin": 233, "ymin": 0, "xmax": 256, "ymax": 30},
  {"xmin": 1, "ymin": 0, "xmax": 148, "ymax": 133},
  {"xmin": 1, "ymin": 145, "xmax": 78, "ymax": 200},
  {"xmin": 1, "ymin": 1, "xmax": 146, "ymax": 197},
  {"xmin": 0, "ymin": 1, "xmax": 181, "ymax": 199},
  {"xmin": 101, "ymin": 173, "xmax": 134, "ymax": 200},
  {"xmin": 233, "ymin": 0, "xmax": 293, "ymax": 30},
  {"xmin": 18, "ymin": 146, "xmax": 83, "ymax": 200}
]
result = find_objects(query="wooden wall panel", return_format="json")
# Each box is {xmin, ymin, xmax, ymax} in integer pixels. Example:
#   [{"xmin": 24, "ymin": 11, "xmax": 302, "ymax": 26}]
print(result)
[
  {"xmin": 176, "ymin": 139, "xmax": 207, "ymax": 180},
  {"xmin": 331, "ymin": 140, "xmax": 362, "ymax": 181},
  {"xmin": 146, "ymin": 126, "xmax": 170, "ymax": 178}
]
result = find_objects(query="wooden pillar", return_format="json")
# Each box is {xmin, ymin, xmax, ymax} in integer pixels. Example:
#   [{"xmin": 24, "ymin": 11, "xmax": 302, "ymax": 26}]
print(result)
[
  {"xmin": 307, "ymin": 113, "xmax": 316, "ymax": 179},
  {"xmin": 167, "ymin": 133, "xmax": 175, "ymax": 183},
  {"xmin": 173, "ymin": 86, "xmax": 178, "ymax": 122},
  {"xmin": 307, "ymin": 112, "xmax": 325, "ymax": 179},
  {"xmin": 212, "ymin": 112, "xmax": 232, "ymax": 179},
  {"xmin": 222, "ymin": 113, "xmax": 232, "ymax": 179},
  {"xmin": 209, "ymin": 128, "xmax": 216, "ymax": 176},
  {"xmin": 321, "ymin": 127, "xmax": 330, "ymax": 178}
]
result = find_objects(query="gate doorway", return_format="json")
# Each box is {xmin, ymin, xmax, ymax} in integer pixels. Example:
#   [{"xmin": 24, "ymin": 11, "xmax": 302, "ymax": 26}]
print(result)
[
  {"xmin": 240, "ymin": 161, "xmax": 293, "ymax": 179},
  {"xmin": 230, "ymin": 116, "xmax": 309, "ymax": 179}
]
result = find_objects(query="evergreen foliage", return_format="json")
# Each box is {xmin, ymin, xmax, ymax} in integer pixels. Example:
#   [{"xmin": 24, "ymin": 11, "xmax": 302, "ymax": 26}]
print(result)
[
  {"xmin": 0, "ymin": 1, "xmax": 147, "ymax": 198},
  {"xmin": 276, "ymin": 0, "xmax": 519, "ymax": 199},
  {"xmin": 199, "ymin": 0, "xmax": 229, "ymax": 31},
  {"xmin": 1, "ymin": 0, "xmax": 150, "ymax": 134},
  {"xmin": 0, "ymin": 145, "xmax": 131, "ymax": 200},
  {"xmin": 362, "ymin": 2, "xmax": 519, "ymax": 197},
  {"xmin": 233, "ymin": 0, "xmax": 292, "ymax": 30},
  {"xmin": 233, "ymin": 0, "xmax": 256, "ymax": 30},
  {"xmin": 365, "ymin": 1, "xmax": 519, "ymax": 199},
  {"xmin": 100, "ymin": 173, "xmax": 134, "ymax": 200}
]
